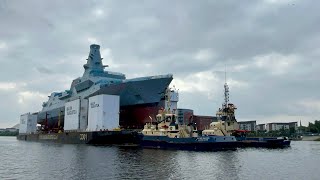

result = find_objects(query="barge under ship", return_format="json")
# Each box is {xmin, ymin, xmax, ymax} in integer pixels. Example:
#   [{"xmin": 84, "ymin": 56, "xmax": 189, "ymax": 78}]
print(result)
[{"xmin": 37, "ymin": 44, "xmax": 173, "ymax": 130}]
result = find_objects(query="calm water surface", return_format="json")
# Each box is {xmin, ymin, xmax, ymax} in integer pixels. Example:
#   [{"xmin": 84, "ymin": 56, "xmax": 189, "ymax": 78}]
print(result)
[{"xmin": 0, "ymin": 137, "xmax": 319, "ymax": 180}]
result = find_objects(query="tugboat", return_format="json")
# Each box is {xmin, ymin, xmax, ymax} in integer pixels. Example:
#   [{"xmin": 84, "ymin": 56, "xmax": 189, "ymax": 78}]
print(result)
[
  {"xmin": 140, "ymin": 88, "xmax": 239, "ymax": 151},
  {"xmin": 202, "ymin": 74, "xmax": 239, "ymax": 137},
  {"xmin": 202, "ymin": 76, "xmax": 291, "ymax": 148}
]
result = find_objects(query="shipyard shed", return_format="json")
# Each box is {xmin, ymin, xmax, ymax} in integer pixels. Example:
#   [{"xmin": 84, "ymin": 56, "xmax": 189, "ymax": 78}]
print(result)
[
  {"xmin": 79, "ymin": 99, "xmax": 89, "ymax": 130},
  {"xmin": 19, "ymin": 113, "xmax": 37, "ymax": 134},
  {"xmin": 87, "ymin": 94, "xmax": 120, "ymax": 131},
  {"xmin": 64, "ymin": 99, "xmax": 80, "ymax": 131}
]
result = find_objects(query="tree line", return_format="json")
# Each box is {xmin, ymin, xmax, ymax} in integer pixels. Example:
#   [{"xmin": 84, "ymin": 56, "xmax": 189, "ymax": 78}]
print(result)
[
  {"xmin": 0, "ymin": 131, "xmax": 18, "ymax": 136},
  {"xmin": 303, "ymin": 120, "xmax": 320, "ymax": 133}
]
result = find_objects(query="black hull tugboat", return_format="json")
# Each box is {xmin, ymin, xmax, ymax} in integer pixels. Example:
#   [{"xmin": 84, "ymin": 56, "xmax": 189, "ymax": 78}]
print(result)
[
  {"xmin": 232, "ymin": 131, "xmax": 291, "ymax": 148},
  {"xmin": 139, "ymin": 89, "xmax": 239, "ymax": 151}
]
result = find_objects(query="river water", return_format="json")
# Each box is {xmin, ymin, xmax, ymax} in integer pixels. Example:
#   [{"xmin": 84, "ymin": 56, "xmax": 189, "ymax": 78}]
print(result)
[{"xmin": 0, "ymin": 137, "xmax": 319, "ymax": 180}]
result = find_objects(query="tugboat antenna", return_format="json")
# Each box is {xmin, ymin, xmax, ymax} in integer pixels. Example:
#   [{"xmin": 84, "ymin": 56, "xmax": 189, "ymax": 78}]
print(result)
[
  {"xmin": 224, "ymin": 65, "xmax": 229, "ymax": 108},
  {"xmin": 225, "ymin": 65, "xmax": 227, "ymax": 84}
]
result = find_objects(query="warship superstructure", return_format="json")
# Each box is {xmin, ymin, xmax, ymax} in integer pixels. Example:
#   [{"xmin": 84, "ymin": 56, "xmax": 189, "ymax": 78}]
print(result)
[{"xmin": 37, "ymin": 44, "xmax": 173, "ymax": 130}]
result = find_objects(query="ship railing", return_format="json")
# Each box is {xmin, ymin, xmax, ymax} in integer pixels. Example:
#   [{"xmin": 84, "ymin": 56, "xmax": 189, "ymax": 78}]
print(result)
[
  {"xmin": 124, "ymin": 74, "xmax": 173, "ymax": 82},
  {"xmin": 107, "ymin": 71, "xmax": 125, "ymax": 76}
]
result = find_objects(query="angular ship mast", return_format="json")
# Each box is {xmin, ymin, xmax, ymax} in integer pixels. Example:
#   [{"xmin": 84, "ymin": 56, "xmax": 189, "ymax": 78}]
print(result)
[
  {"xmin": 202, "ymin": 69, "xmax": 239, "ymax": 136},
  {"xmin": 216, "ymin": 71, "xmax": 237, "ymax": 124}
]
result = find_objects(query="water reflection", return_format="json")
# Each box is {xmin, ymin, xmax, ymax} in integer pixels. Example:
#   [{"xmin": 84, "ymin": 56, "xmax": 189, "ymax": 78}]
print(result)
[
  {"xmin": 1, "ymin": 138, "xmax": 320, "ymax": 180},
  {"xmin": 216, "ymin": 151, "xmax": 240, "ymax": 180},
  {"xmin": 116, "ymin": 149, "xmax": 179, "ymax": 179}
]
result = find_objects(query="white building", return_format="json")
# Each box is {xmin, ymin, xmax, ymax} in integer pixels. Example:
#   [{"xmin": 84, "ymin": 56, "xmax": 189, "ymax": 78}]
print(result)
[
  {"xmin": 6, "ymin": 128, "xmax": 18, "ymax": 132},
  {"xmin": 265, "ymin": 122, "xmax": 298, "ymax": 132},
  {"xmin": 238, "ymin": 120, "xmax": 256, "ymax": 131},
  {"xmin": 256, "ymin": 124, "xmax": 266, "ymax": 131}
]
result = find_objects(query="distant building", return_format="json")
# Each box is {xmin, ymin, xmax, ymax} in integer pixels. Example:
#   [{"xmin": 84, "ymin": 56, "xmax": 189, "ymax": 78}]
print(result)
[
  {"xmin": 11, "ymin": 124, "xmax": 19, "ymax": 130},
  {"xmin": 176, "ymin": 109, "xmax": 194, "ymax": 125},
  {"xmin": 192, "ymin": 115, "xmax": 217, "ymax": 131},
  {"xmin": 5, "ymin": 128, "xmax": 18, "ymax": 132},
  {"xmin": 0, "ymin": 128, "xmax": 5, "ymax": 132},
  {"xmin": 265, "ymin": 122, "xmax": 298, "ymax": 132},
  {"xmin": 288, "ymin": 122, "xmax": 298, "ymax": 130},
  {"xmin": 238, "ymin": 120, "xmax": 256, "ymax": 131},
  {"xmin": 256, "ymin": 124, "xmax": 266, "ymax": 131}
]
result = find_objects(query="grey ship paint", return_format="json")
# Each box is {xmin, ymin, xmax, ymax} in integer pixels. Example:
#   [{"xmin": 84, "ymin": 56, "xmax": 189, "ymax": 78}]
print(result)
[{"xmin": 37, "ymin": 44, "xmax": 173, "ymax": 129}]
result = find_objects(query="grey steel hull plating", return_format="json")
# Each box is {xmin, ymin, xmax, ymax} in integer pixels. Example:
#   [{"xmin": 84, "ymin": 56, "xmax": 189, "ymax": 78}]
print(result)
[
  {"xmin": 37, "ymin": 76, "xmax": 172, "ymax": 129},
  {"xmin": 17, "ymin": 130, "xmax": 140, "ymax": 145}
]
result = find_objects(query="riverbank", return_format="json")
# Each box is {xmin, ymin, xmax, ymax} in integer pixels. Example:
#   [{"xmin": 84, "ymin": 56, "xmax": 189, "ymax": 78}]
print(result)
[{"xmin": 302, "ymin": 135, "xmax": 320, "ymax": 141}]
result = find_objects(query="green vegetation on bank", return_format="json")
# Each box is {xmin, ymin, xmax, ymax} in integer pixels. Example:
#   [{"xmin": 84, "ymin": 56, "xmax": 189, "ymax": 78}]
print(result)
[
  {"xmin": 246, "ymin": 128, "xmax": 297, "ymax": 138},
  {"xmin": 0, "ymin": 131, "xmax": 18, "ymax": 136},
  {"xmin": 305, "ymin": 120, "xmax": 320, "ymax": 133}
]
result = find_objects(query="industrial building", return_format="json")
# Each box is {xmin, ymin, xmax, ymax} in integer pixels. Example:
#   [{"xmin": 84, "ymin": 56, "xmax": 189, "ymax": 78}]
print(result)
[
  {"xmin": 193, "ymin": 115, "xmax": 217, "ymax": 131},
  {"xmin": 176, "ymin": 109, "xmax": 193, "ymax": 125}
]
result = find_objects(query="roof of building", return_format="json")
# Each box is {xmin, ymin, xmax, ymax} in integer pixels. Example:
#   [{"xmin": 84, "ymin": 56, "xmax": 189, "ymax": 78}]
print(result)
[
  {"xmin": 238, "ymin": 120, "xmax": 256, "ymax": 124},
  {"xmin": 11, "ymin": 124, "xmax": 19, "ymax": 129},
  {"xmin": 267, "ymin": 122, "xmax": 295, "ymax": 125},
  {"xmin": 193, "ymin": 115, "xmax": 215, "ymax": 118}
]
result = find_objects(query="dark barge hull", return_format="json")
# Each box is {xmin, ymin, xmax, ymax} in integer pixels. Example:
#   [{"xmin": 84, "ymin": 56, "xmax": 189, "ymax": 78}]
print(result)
[
  {"xmin": 140, "ymin": 136, "xmax": 239, "ymax": 151},
  {"xmin": 141, "ymin": 140, "xmax": 239, "ymax": 151},
  {"xmin": 17, "ymin": 130, "xmax": 140, "ymax": 145},
  {"xmin": 141, "ymin": 139, "xmax": 290, "ymax": 150},
  {"xmin": 237, "ymin": 138, "xmax": 291, "ymax": 148}
]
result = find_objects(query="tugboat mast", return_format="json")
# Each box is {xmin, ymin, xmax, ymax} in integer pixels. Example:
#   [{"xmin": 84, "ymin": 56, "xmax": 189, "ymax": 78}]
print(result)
[
  {"xmin": 217, "ymin": 66, "xmax": 237, "ymax": 122},
  {"xmin": 223, "ymin": 66, "xmax": 229, "ymax": 109}
]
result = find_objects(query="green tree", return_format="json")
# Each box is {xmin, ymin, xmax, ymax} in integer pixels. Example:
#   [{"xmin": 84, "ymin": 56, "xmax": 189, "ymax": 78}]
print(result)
[
  {"xmin": 308, "ymin": 122, "xmax": 319, "ymax": 133},
  {"xmin": 0, "ymin": 131, "xmax": 18, "ymax": 136},
  {"xmin": 289, "ymin": 127, "xmax": 296, "ymax": 135}
]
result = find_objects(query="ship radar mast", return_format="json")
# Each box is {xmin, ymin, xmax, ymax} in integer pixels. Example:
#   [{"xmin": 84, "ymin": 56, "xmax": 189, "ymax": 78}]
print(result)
[
  {"xmin": 164, "ymin": 87, "xmax": 175, "ymax": 114},
  {"xmin": 164, "ymin": 86, "xmax": 179, "ymax": 115},
  {"xmin": 217, "ymin": 66, "xmax": 237, "ymax": 122},
  {"xmin": 214, "ymin": 66, "xmax": 239, "ymax": 133},
  {"xmin": 83, "ymin": 44, "xmax": 108, "ymax": 77},
  {"xmin": 165, "ymin": 88, "xmax": 171, "ymax": 113}
]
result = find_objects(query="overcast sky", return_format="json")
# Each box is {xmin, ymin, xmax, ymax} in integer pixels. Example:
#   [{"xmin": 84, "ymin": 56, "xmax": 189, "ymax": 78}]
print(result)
[{"xmin": 0, "ymin": 0, "xmax": 319, "ymax": 127}]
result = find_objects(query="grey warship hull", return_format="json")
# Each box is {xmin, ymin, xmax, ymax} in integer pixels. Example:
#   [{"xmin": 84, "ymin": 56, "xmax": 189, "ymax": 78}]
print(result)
[
  {"xmin": 37, "ymin": 76, "xmax": 172, "ymax": 129},
  {"xmin": 36, "ymin": 44, "xmax": 173, "ymax": 130}
]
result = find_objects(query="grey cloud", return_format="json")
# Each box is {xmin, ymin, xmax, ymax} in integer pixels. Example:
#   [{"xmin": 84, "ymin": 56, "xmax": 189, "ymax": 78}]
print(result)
[
  {"xmin": 35, "ymin": 67, "xmax": 54, "ymax": 74},
  {"xmin": 0, "ymin": 0, "xmax": 319, "ymax": 127}
]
